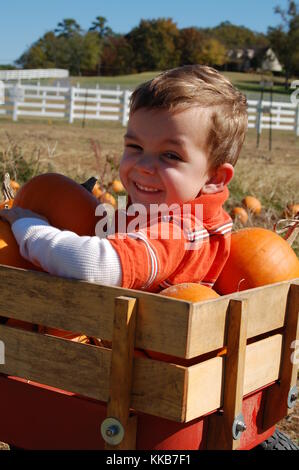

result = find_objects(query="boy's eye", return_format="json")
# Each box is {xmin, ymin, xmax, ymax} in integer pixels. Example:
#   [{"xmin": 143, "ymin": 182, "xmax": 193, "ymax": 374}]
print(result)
[
  {"xmin": 126, "ymin": 144, "xmax": 142, "ymax": 151},
  {"xmin": 163, "ymin": 152, "xmax": 182, "ymax": 161}
]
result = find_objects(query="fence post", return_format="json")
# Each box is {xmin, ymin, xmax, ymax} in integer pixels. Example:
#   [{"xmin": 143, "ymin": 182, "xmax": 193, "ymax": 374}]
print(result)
[
  {"xmin": 122, "ymin": 90, "xmax": 130, "ymax": 127},
  {"xmin": 68, "ymin": 87, "xmax": 75, "ymax": 123},
  {"xmin": 295, "ymin": 105, "xmax": 299, "ymax": 137},
  {"xmin": 256, "ymin": 100, "xmax": 262, "ymax": 147},
  {"xmin": 12, "ymin": 86, "xmax": 19, "ymax": 122}
]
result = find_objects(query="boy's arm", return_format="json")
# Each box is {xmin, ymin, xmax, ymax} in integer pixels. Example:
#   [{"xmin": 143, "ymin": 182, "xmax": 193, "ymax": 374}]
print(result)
[{"xmin": 11, "ymin": 218, "xmax": 122, "ymax": 286}]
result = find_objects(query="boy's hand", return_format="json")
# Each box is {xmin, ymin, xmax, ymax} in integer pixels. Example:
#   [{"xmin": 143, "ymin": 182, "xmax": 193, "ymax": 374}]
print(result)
[{"xmin": 0, "ymin": 207, "xmax": 49, "ymax": 226}]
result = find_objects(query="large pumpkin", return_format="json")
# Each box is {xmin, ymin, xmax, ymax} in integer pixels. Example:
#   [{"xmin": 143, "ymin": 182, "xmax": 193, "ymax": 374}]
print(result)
[
  {"xmin": 1, "ymin": 173, "xmax": 101, "ymax": 340},
  {"xmin": 146, "ymin": 283, "xmax": 220, "ymax": 365},
  {"xmin": 13, "ymin": 173, "xmax": 100, "ymax": 236},
  {"xmin": 0, "ymin": 220, "xmax": 38, "ymax": 270},
  {"xmin": 215, "ymin": 227, "xmax": 299, "ymax": 295}
]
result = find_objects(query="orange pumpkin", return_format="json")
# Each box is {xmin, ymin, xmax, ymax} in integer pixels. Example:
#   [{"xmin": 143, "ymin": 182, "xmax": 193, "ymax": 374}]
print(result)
[
  {"xmin": 10, "ymin": 180, "xmax": 20, "ymax": 193},
  {"xmin": 146, "ymin": 283, "xmax": 219, "ymax": 365},
  {"xmin": 231, "ymin": 207, "xmax": 248, "ymax": 224},
  {"xmin": 0, "ymin": 199, "xmax": 14, "ymax": 210},
  {"xmin": 242, "ymin": 196, "xmax": 262, "ymax": 215},
  {"xmin": 1, "ymin": 173, "xmax": 101, "ymax": 339},
  {"xmin": 0, "ymin": 220, "xmax": 38, "ymax": 270},
  {"xmin": 112, "ymin": 179, "xmax": 125, "ymax": 193},
  {"xmin": 160, "ymin": 282, "xmax": 219, "ymax": 302},
  {"xmin": 92, "ymin": 181, "xmax": 103, "ymax": 199},
  {"xmin": 100, "ymin": 191, "xmax": 116, "ymax": 208},
  {"xmin": 13, "ymin": 173, "xmax": 100, "ymax": 236},
  {"xmin": 284, "ymin": 203, "xmax": 299, "ymax": 218},
  {"xmin": 215, "ymin": 227, "xmax": 299, "ymax": 295}
]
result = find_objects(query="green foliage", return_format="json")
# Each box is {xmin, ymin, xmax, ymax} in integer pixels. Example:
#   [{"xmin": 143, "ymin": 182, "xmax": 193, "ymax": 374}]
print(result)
[
  {"xmin": 124, "ymin": 18, "xmax": 181, "ymax": 72},
  {"xmin": 16, "ymin": 14, "xmax": 297, "ymax": 77},
  {"xmin": 205, "ymin": 21, "xmax": 269, "ymax": 49},
  {"xmin": 268, "ymin": 1, "xmax": 299, "ymax": 79},
  {"xmin": 100, "ymin": 36, "xmax": 135, "ymax": 75}
]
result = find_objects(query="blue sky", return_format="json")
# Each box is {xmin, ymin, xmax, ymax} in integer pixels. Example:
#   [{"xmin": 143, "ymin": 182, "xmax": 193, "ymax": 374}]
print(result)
[{"xmin": 0, "ymin": 0, "xmax": 288, "ymax": 64}]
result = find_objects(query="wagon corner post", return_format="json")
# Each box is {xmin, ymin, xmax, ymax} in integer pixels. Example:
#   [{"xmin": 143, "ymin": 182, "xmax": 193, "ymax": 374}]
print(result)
[
  {"xmin": 103, "ymin": 295, "xmax": 138, "ymax": 450},
  {"xmin": 262, "ymin": 282, "xmax": 299, "ymax": 430},
  {"xmin": 207, "ymin": 297, "xmax": 249, "ymax": 450}
]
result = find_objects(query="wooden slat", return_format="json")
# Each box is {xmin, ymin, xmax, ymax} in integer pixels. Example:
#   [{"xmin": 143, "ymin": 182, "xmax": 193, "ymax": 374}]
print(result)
[
  {"xmin": 105, "ymin": 296, "xmax": 137, "ymax": 450},
  {"xmin": 0, "ymin": 265, "xmax": 190, "ymax": 357},
  {"xmin": 0, "ymin": 323, "xmax": 282, "ymax": 422},
  {"xmin": 0, "ymin": 324, "xmax": 187, "ymax": 422},
  {"xmin": 185, "ymin": 334, "xmax": 282, "ymax": 422},
  {"xmin": 187, "ymin": 281, "xmax": 293, "ymax": 357},
  {"xmin": 207, "ymin": 299, "xmax": 248, "ymax": 450},
  {"xmin": 0, "ymin": 324, "xmax": 111, "ymax": 401},
  {"xmin": 0, "ymin": 265, "xmax": 297, "ymax": 359},
  {"xmin": 263, "ymin": 282, "xmax": 299, "ymax": 428}
]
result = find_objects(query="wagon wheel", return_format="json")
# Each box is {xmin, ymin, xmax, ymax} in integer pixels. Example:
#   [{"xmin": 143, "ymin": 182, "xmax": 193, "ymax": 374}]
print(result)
[{"xmin": 253, "ymin": 429, "xmax": 299, "ymax": 450}]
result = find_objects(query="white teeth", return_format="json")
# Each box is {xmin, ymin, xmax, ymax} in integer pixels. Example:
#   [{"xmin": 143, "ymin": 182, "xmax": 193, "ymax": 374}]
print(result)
[{"xmin": 135, "ymin": 182, "xmax": 160, "ymax": 192}]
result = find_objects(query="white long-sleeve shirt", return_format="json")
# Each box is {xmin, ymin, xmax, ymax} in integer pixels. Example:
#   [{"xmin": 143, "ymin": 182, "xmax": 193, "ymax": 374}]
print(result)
[{"xmin": 12, "ymin": 218, "xmax": 123, "ymax": 286}]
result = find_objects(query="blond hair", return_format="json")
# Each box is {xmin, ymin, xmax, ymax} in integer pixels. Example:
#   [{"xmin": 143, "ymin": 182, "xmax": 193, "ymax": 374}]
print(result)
[{"xmin": 129, "ymin": 65, "xmax": 248, "ymax": 168}]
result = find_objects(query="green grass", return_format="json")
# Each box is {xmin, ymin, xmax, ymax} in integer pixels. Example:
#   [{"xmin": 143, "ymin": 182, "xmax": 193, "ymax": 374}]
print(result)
[{"xmin": 65, "ymin": 70, "xmax": 298, "ymax": 100}]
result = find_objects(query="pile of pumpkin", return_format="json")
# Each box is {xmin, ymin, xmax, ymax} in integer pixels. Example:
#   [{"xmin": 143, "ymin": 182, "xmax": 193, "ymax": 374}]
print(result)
[{"xmin": 0, "ymin": 173, "xmax": 298, "ymax": 351}]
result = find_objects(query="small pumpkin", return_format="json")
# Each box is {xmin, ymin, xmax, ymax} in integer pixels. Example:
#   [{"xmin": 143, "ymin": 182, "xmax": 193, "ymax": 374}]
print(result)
[
  {"xmin": 215, "ymin": 227, "xmax": 299, "ymax": 295},
  {"xmin": 112, "ymin": 179, "xmax": 125, "ymax": 193},
  {"xmin": 242, "ymin": 196, "xmax": 262, "ymax": 215},
  {"xmin": 10, "ymin": 180, "xmax": 20, "ymax": 193},
  {"xmin": 145, "ymin": 283, "xmax": 219, "ymax": 365},
  {"xmin": 159, "ymin": 282, "xmax": 219, "ymax": 302},
  {"xmin": 100, "ymin": 191, "xmax": 116, "ymax": 208},
  {"xmin": 0, "ymin": 199, "xmax": 14, "ymax": 210},
  {"xmin": 283, "ymin": 203, "xmax": 299, "ymax": 218},
  {"xmin": 92, "ymin": 181, "xmax": 103, "ymax": 199},
  {"xmin": 231, "ymin": 207, "xmax": 248, "ymax": 224}
]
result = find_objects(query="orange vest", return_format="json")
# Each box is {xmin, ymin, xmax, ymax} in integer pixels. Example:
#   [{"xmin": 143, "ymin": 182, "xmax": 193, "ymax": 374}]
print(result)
[{"xmin": 108, "ymin": 187, "xmax": 232, "ymax": 292}]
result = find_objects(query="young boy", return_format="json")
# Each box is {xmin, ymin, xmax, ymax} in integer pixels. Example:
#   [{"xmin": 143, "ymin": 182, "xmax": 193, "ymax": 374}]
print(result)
[{"xmin": 0, "ymin": 65, "xmax": 248, "ymax": 292}]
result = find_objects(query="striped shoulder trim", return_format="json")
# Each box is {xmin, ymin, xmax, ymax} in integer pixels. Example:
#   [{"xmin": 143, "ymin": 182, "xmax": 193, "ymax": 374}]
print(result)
[{"xmin": 208, "ymin": 221, "xmax": 233, "ymax": 236}]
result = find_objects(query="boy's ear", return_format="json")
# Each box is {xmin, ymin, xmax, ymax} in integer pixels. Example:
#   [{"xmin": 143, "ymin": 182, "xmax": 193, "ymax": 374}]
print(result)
[{"xmin": 201, "ymin": 163, "xmax": 234, "ymax": 194}]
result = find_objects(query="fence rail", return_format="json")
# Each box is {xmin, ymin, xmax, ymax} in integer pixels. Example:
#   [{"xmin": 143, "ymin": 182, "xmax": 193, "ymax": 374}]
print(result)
[{"xmin": 0, "ymin": 83, "xmax": 298, "ymax": 134}]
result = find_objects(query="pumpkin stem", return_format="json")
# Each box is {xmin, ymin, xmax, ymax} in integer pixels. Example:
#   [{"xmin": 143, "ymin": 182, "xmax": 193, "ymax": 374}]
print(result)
[
  {"xmin": 81, "ymin": 176, "xmax": 98, "ymax": 193},
  {"xmin": 2, "ymin": 172, "xmax": 15, "ymax": 201},
  {"xmin": 274, "ymin": 215, "xmax": 299, "ymax": 246}
]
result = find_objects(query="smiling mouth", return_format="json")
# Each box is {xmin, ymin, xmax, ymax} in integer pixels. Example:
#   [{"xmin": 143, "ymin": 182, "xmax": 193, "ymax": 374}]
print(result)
[{"xmin": 134, "ymin": 181, "xmax": 161, "ymax": 193}]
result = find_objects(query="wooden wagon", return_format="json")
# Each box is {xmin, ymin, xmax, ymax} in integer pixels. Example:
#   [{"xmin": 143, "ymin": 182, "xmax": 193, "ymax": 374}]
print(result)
[{"xmin": 0, "ymin": 264, "xmax": 298, "ymax": 450}]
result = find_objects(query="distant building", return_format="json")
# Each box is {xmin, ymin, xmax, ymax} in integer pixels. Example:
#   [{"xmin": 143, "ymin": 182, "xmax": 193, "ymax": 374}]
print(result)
[{"xmin": 226, "ymin": 47, "xmax": 282, "ymax": 73}]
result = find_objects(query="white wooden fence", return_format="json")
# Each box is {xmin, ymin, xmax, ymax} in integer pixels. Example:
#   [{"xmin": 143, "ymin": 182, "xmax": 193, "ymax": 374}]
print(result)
[
  {"xmin": 0, "ymin": 83, "xmax": 298, "ymax": 134},
  {"xmin": 0, "ymin": 83, "xmax": 131, "ymax": 126}
]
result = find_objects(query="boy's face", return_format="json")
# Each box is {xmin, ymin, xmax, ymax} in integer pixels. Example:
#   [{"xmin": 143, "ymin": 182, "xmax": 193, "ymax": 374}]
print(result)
[{"xmin": 120, "ymin": 107, "xmax": 213, "ymax": 210}]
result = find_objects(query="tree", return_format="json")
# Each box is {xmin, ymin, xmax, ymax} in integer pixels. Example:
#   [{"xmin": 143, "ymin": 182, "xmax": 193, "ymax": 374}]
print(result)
[
  {"xmin": 54, "ymin": 18, "xmax": 82, "ymax": 38},
  {"xmin": 126, "ymin": 18, "xmax": 180, "ymax": 72},
  {"xmin": 89, "ymin": 16, "xmax": 113, "ymax": 39},
  {"xmin": 177, "ymin": 28, "xmax": 206, "ymax": 65},
  {"xmin": 268, "ymin": 0, "xmax": 299, "ymax": 83},
  {"xmin": 207, "ymin": 21, "xmax": 268, "ymax": 49},
  {"xmin": 16, "ymin": 32, "xmax": 59, "ymax": 68},
  {"xmin": 100, "ymin": 36, "xmax": 135, "ymax": 75},
  {"xmin": 200, "ymin": 38, "xmax": 227, "ymax": 67}
]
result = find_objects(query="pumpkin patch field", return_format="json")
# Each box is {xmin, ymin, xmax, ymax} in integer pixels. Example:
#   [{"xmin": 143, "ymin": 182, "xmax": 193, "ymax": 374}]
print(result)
[{"xmin": 0, "ymin": 118, "xmax": 298, "ymax": 449}]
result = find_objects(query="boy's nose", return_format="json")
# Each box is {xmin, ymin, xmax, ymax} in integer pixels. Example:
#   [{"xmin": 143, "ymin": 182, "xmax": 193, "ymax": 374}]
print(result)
[{"xmin": 135, "ymin": 155, "xmax": 156, "ymax": 174}]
